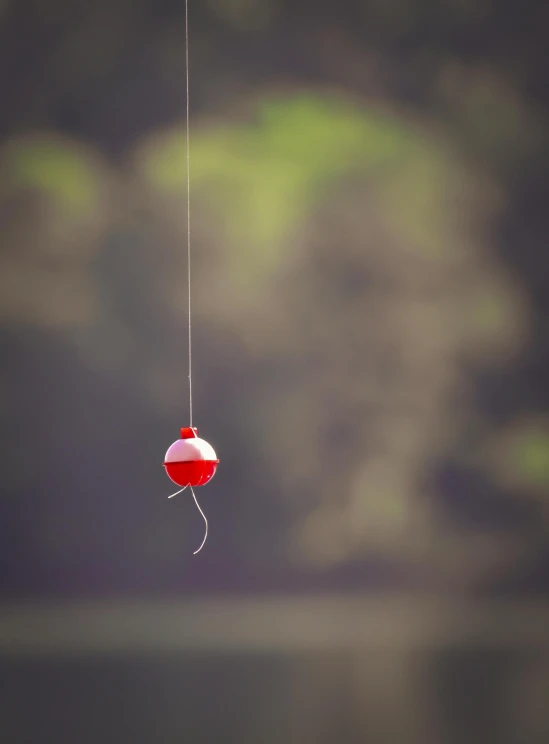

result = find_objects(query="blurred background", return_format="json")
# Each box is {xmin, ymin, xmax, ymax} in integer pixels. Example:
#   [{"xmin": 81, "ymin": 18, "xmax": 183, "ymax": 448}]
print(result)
[{"xmin": 1, "ymin": 0, "xmax": 548, "ymax": 741}]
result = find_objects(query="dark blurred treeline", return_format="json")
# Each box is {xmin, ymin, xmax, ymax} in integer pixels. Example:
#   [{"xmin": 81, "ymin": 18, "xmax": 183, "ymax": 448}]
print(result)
[{"xmin": 0, "ymin": 0, "xmax": 547, "ymax": 597}]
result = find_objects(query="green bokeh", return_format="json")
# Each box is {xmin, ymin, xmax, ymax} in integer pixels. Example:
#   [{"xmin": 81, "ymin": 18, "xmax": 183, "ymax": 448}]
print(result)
[
  {"xmin": 143, "ymin": 94, "xmax": 462, "ymax": 284},
  {"xmin": 513, "ymin": 428, "xmax": 549, "ymax": 488},
  {"xmin": 7, "ymin": 140, "xmax": 98, "ymax": 216}
]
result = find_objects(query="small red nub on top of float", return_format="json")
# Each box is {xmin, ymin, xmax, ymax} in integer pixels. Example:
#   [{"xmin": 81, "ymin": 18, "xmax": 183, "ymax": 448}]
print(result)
[{"xmin": 181, "ymin": 427, "xmax": 198, "ymax": 439}]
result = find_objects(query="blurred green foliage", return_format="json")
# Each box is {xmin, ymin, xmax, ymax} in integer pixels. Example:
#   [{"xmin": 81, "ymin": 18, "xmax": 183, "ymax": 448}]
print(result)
[
  {"xmin": 513, "ymin": 427, "xmax": 549, "ymax": 488},
  {"xmin": 141, "ymin": 95, "xmax": 470, "ymax": 285},
  {"xmin": 206, "ymin": 0, "xmax": 278, "ymax": 31},
  {"xmin": 0, "ymin": 0, "xmax": 548, "ymax": 593},
  {"xmin": 5, "ymin": 139, "xmax": 98, "ymax": 217}
]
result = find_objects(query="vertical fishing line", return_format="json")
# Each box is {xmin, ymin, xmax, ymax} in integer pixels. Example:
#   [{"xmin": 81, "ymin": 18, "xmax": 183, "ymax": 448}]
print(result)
[
  {"xmin": 182, "ymin": 0, "xmax": 209, "ymax": 555},
  {"xmin": 185, "ymin": 0, "xmax": 193, "ymax": 427}
]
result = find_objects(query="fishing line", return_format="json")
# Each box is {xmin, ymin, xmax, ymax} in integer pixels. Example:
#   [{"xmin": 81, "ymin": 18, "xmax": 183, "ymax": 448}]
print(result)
[
  {"xmin": 185, "ymin": 0, "xmax": 193, "ymax": 428},
  {"xmin": 163, "ymin": 1, "xmax": 212, "ymax": 556}
]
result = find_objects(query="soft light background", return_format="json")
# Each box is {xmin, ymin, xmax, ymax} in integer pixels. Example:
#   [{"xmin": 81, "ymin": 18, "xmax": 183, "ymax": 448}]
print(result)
[{"xmin": 0, "ymin": 1, "xmax": 548, "ymax": 742}]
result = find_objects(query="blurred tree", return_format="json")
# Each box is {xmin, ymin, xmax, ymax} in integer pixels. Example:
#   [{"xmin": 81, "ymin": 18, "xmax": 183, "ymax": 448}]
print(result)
[{"xmin": 0, "ymin": 0, "xmax": 547, "ymax": 596}]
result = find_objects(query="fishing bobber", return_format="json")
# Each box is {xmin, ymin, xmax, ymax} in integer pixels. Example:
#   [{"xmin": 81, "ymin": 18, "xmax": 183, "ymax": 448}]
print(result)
[{"xmin": 164, "ymin": 427, "xmax": 219, "ymax": 487}]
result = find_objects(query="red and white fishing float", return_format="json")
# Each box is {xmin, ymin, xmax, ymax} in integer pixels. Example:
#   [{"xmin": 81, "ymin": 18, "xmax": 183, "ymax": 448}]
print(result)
[
  {"xmin": 164, "ymin": 427, "xmax": 219, "ymax": 554},
  {"xmin": 163, "ymin": 4, "xmax": 220, "ymax": 556},
  {"xmin": 164, "ymin": 427, "xmax": 219, "ymax": 488}
]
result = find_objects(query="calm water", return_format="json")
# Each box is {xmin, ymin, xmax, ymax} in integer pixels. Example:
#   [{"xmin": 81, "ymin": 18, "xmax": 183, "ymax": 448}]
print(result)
[{"xmin": 2, "ymin": 646, "xmax": 548, "ymax": 744}]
